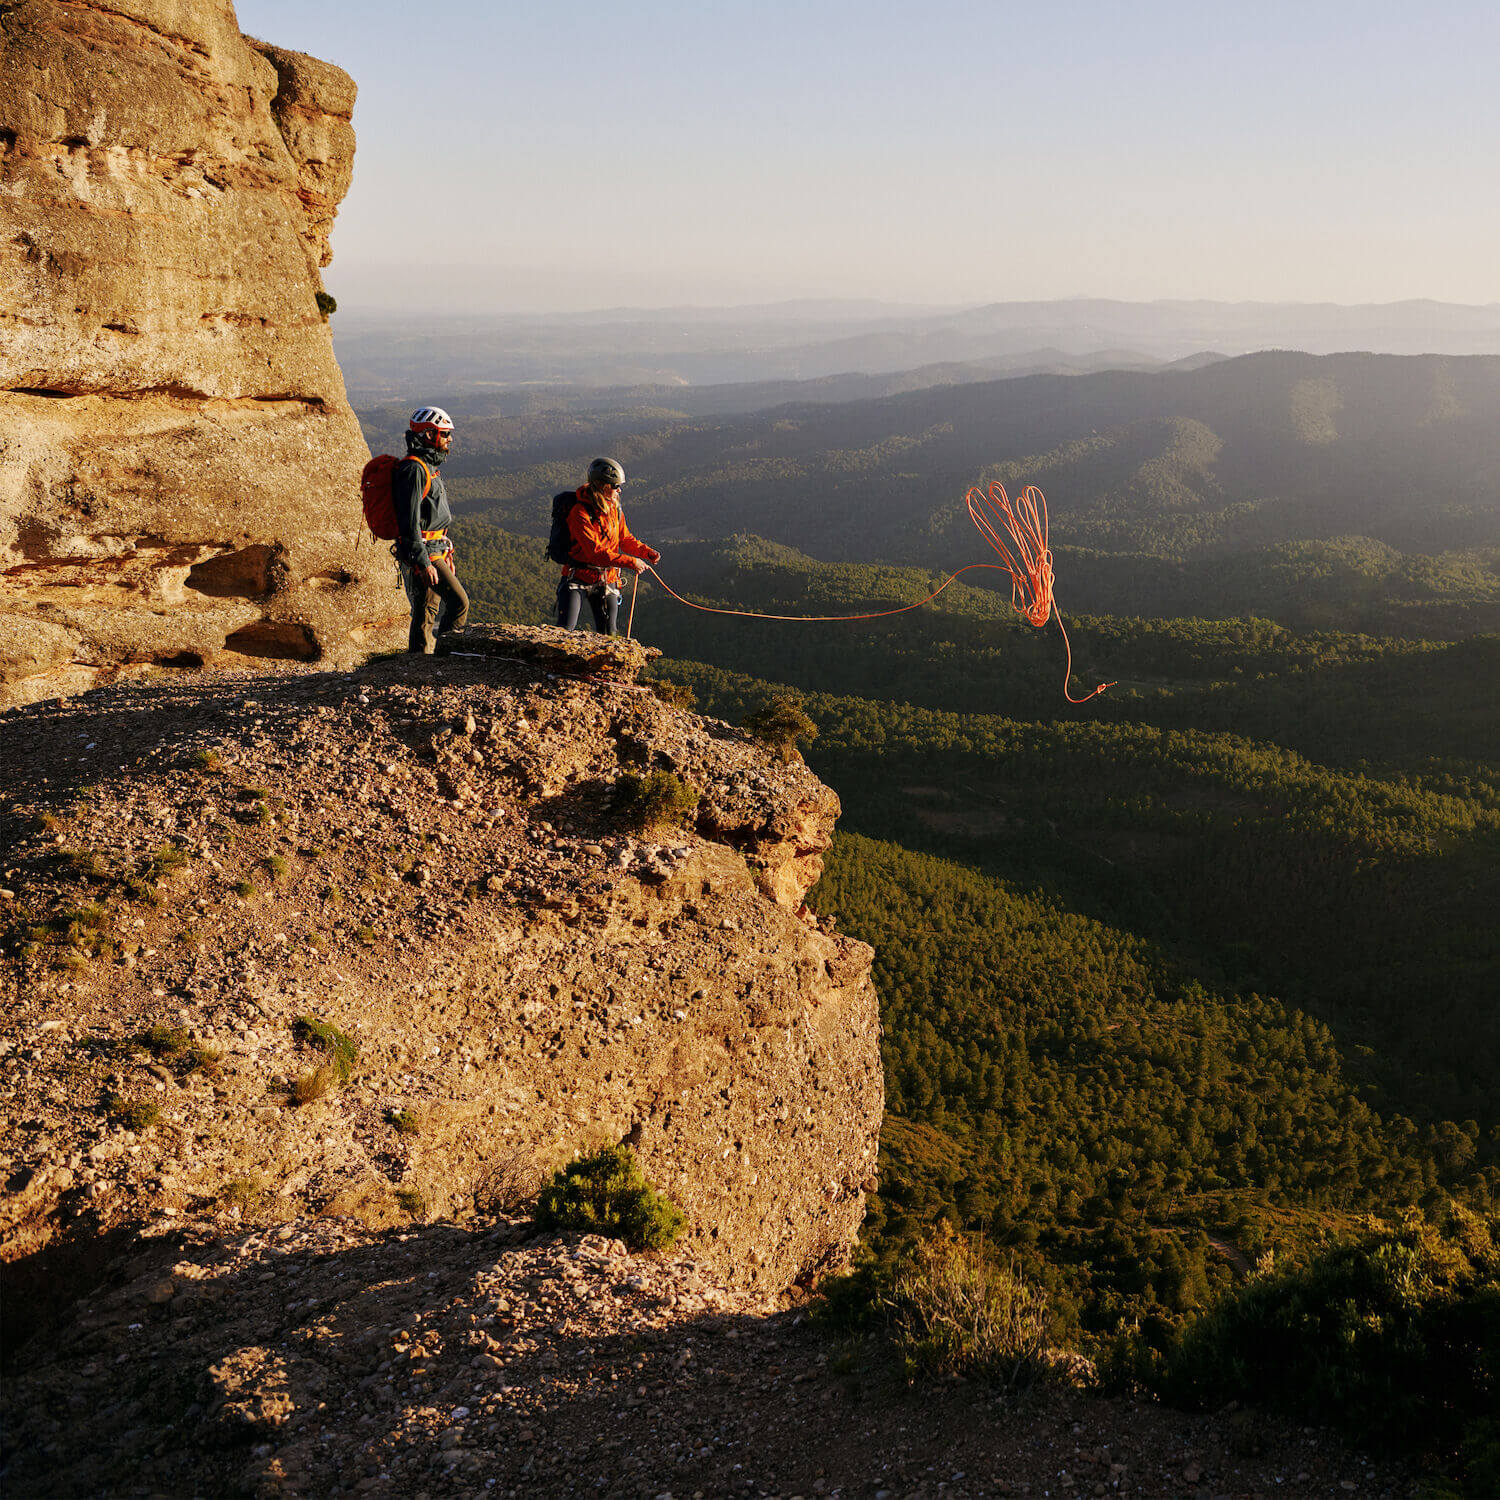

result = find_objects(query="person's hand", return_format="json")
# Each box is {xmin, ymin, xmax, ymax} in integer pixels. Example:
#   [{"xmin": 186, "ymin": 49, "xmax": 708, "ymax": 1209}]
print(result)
[
  {"xmin": 623, "ymin": 556, "xmax": 648, "ymax": 575},
  {"xmin": 422, "ymin": 563, "xmax": 439, "ymax": 586},
  {"xmin": 644, "ymin": 548, "xmax": 661, "ymax": 566}
]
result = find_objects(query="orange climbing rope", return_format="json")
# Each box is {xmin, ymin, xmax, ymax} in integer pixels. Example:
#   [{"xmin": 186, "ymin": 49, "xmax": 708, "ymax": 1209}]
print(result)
[
  {"xmin": 964, "ymin": 481, "xmax": 1114, "ymax": 704},
  {"xmin": 641, "ymin": 481, "xmax": 1113, "ymax": 704}
]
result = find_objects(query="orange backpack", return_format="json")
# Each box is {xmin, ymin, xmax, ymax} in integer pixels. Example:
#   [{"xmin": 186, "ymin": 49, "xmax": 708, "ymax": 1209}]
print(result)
[{"xmin": 360, "ymin": 454, "xmax": 431, "ymax": 540}]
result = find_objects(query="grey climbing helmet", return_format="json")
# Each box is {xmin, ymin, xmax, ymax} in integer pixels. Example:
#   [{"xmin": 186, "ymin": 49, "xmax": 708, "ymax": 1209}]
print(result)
[{"xmin": 587, "ymin": 457, "xmax": 625, "ymax": 489}]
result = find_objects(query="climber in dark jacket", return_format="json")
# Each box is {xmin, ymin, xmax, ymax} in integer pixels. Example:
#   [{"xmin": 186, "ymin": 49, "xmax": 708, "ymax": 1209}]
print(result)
[{"xmin": 394, "ymin": 405, "xmax": 468, "ymax": 654}]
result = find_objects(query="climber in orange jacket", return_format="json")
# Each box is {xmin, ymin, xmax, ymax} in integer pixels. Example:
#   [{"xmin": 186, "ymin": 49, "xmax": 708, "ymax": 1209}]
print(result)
[{"xmin": 553, "ymin": 457, "xmax": 659, "ymax": 635}]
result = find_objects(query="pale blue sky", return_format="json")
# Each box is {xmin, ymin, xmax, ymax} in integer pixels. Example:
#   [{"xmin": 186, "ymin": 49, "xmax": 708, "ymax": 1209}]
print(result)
[{"xmin": 234, "ymin": 0, "xmax": 1500, "ymax": 313}]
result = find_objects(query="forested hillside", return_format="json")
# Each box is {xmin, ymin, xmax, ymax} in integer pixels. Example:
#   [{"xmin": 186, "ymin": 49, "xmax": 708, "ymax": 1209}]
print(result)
[{"xmin": 366, "ymin": 353, "xmax": 1500, "ymax": 620}]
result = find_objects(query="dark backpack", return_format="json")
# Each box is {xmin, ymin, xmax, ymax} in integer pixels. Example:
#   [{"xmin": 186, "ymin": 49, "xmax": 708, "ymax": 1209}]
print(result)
[
  {"xmin": 361, "ymin": 454, "xmax": 431, "ymax": 541},
  {"xmin": 545, "ymin": 491, "xmax": 583, "ymax": 565}
]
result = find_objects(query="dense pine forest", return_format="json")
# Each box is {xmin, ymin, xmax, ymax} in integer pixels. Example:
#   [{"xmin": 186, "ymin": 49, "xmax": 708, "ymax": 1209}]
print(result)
[{"xmin": 359, "ymin": 350, "xmax": 1499, "ymax": 1489}]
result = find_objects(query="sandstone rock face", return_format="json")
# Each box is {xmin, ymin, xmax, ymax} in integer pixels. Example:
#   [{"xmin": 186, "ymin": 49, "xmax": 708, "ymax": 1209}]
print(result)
[
  {"xmin": 0, "ymin": 0, "xmax": 401, "ymax": 711},
  {"xmin": 0, "ymin": 627, "xmax": 884, "ymax": 1332}
]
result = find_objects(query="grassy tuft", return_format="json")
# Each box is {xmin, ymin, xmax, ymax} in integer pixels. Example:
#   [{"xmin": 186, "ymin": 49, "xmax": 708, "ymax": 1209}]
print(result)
[
  {"xmin": 288, "ymin": 1065, "xmax": 334, "ymax": 1106},
  {"xmin": 134, "ymin": 1024, "xmax": 189, "ymax": 1058},
  {"xmin": 220, "ymin": 1176, "xmax": 275, "ymax": 1219},
  {"xmin": 612, "ymin": 770, "xmax": 700, "ymax": 834},
  {"xmin": 263, "ymin": 854, "xmax": 288, "ymax": 882},
  {"xmin": 385, "ymin": 1107, "xmax": 420, "ymax": 1136},
  {"xmin": 233, "ymin": 878, "xmax": 255, "ymax": 899},
  {"xmin": 883, "ymin": 1226, "xmax": 1050, "ymax": 1389},
  {"xmin": 533, "ymin": 1143, "xmax": 685, "ymax": 1251},
  {"xmin": 395, "ymin": 1186, "xmax": 426, "ymax": 1218},
  {"xmin": 188, "ymin": 748, "xmax": 222, "ymax": 773},
  {"xmin": 291, "ymin": 1014, "xmax": 357, "ymax": 1083},
  {"xmin": 63, "ymin": 849, "xmax": 109, "ymax": 881},
  {"xmin": 102, "ymin": 1092, "xmax": 161, "ymax": 1131}
]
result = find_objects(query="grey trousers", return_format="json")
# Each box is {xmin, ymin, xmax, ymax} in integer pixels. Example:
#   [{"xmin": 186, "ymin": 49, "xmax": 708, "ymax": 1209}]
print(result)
[{"xmin": 400, "ymin": 553, "xmax": 469, "ymax": 654}]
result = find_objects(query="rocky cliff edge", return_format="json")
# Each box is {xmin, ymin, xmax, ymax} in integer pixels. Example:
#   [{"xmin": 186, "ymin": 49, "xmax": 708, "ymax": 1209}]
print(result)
[
  {"xmin": 0, "ymin": 626, "xmax": 884, "ymax": 1351},
  {"xmin": 1, "ymin": 0, "xmax": 401, "ymax": 710}
]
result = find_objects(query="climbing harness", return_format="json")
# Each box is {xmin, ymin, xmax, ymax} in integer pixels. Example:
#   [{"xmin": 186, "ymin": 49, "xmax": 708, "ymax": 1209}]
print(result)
[{"xmin": 634, "ymin": 482, "xmax": 1113, "ymax": 704}]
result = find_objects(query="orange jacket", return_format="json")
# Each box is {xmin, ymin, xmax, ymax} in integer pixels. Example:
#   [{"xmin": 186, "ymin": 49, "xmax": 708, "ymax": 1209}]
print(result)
[{"xmin": 563, "ymin": 488, "xmax": 656, "ymax": 586}]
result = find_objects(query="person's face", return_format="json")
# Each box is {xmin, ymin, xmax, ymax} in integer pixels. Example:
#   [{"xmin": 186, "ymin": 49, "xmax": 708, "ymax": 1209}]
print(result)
[{"xmin": 433, "ymin": 428, "xmax": 454, "ymax": 452}]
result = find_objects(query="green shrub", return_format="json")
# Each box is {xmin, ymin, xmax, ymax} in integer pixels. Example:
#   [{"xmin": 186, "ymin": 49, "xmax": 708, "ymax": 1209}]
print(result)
[
  {"xmin": 395, "ymin": 1186, "xmax": 426, "ymax": 1218},
  {"xmin": 102, "ymin": 1092, "xmax": 160, "ymax": 1131},
  {"xmin": 291, "ymin": 1015, "xmax": 357, "ymax": 1083},
  {"xmin": 612, "ymin": 770, "xmax": 699, "ymax": 834},
  {"xmin": 533, "ymin": 1144, "xmax": 685, "ymax": 1251},
  {"xmin": 188, "ymin": 748, "xmax": 222, "ymax": 773},
  {"xmin": 263, "ymin": 854, "xmax": 288, "ymax": 881},
  {"xmin": 1149, "ymin": 1205, "xmax": 1500, "ymax": 1492},
  {"xmin": 134, "ymin": 1024, "xmax": 188, "ymax": 1058},
  {"xmin": 741, "ymin": 694, "xmax": 818, "ymax": 763},
  {"xmin": 233, "ymin": 878, "xmax": 255, "ymax": 899},
  {"xmin": 385, "ymin": 1108, "xmax": 420, "ymax": 1136},
  {"xmin": 648, "ymin": 679, "xmax": 698, "ymax": 711},
  {"xmin": 315, "ymin": 289, "xmax": 337, "ymax": 320},
  {"xmin": 144, "ymin": 845, "xmax": 189, "ymax": 884},
  {"xmin": 220, "ymin": 1176, "xmax": 274, "ymax": 1219}
]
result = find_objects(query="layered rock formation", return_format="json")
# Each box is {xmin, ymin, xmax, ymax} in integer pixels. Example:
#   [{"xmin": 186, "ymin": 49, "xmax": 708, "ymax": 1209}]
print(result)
[
  {"xmin": 0, "ymin": 0, "xmax": 400, "ymax": 711},
  {"xmin": 0, "ymin": 628, "xmax": 883, "ymax": 1342}
]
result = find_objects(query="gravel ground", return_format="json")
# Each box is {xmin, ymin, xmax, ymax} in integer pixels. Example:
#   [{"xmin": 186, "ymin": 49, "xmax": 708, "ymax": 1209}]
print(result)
[{"xmin": 1, "ymin": 1213, "xmax": 1414, "ymax": 1500}]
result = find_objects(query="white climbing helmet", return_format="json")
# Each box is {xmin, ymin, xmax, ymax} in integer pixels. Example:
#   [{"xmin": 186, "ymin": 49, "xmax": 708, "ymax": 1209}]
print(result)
[{"xmin": 409, "ymin": 406, "xmax": 454, "ymax": 434}]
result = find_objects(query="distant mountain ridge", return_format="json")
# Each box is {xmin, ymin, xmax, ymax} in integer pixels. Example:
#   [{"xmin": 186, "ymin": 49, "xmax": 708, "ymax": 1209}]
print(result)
[{"xmin": 334, "ymin": 297, "xmax": 1500, "ymax": 398}]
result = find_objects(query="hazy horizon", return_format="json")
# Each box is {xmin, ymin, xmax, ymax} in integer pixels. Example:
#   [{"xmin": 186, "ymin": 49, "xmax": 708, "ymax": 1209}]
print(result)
[{"xmin": 232, "ymin": 0, "xmax": 1500, "ymax": 317}]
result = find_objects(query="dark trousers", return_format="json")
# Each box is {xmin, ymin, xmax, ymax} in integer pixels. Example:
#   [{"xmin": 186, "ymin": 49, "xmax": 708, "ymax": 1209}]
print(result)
[
  {"xmin": 401, "ymin": 553, "xmax": 469, "ymax": 653},
  {"xmin": 556, "ymin": 577, "xmax": 620, "ymax": 634}
]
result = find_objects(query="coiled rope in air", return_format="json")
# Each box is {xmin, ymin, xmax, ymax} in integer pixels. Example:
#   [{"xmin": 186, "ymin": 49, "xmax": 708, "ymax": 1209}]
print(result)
[{"xmin": 638, "ymin": 481, "xmax": 1113, "ymax": 704}]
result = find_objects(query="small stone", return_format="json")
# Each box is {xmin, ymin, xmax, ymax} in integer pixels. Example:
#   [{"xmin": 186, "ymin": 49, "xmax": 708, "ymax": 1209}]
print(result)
[{"xmin": 143, "ymin": 1279, "xmax": 176, "ymax": 1304}]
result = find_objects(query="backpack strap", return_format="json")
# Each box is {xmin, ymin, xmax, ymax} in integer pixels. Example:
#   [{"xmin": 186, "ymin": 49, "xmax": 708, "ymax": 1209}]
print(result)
[{"xmin": 406, "ymin": 456, "xmax": 433, "ymax": 500}]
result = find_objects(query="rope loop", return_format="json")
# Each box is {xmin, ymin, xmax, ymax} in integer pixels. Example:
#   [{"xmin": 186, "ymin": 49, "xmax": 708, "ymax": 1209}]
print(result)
[{"xmin": 643, "ymin": 480, "xmax": 1114, "ymax": 704}]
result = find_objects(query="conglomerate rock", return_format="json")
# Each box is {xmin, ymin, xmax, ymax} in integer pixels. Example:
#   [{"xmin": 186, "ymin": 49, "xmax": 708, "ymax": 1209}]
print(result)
[
  {"xmin": 0, "ymin": 627, "xmax": 884, "ymax": 1349},
  {"xmin": 0, "ymin": 0, "xmax": 403, "ymax": 711}
]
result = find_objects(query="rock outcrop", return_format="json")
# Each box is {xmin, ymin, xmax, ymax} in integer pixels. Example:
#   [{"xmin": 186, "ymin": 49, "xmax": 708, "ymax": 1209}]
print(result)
[
  {"xmin": 0, "ymin": 0, "xmax": 400, "ymax": 711},
  {"xmin": 0, "ymin": 627, "xmax": 884, "ymax": 1347}
]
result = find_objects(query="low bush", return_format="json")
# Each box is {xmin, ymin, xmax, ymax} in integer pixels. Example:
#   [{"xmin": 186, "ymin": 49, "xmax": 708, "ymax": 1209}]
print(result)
[
  {"xmin": 102, "ymin": 1093, "xmax": 160, "ymax": 1131},
  {"xmin": 612, "ymin": 770, "xmax": 699, "ymax": 834},
  {"xmin": 533, "ymin": 1144, "xmax": 685, "ymax": 1251},
  {"xmin": 384, "ymin": 1108, "xmax": 420, "ymax": 1136},
  {"xmin": 887, "ymin": 1227, "xmax": 1049, "ymax": 1389},
  {"xmin": 818, "ymin": 1226, "xmax": 1052, "ymax": 1394},
  {"xmin": 1148, "ymin": 1205, "xmax": 1499, "ymax": 1495},
  {"xmin": 741, "ymin": 695, "xmax": 818, "ymax": 763},
  {"xmin": 395, "ymin": 1186, "xmax": 426, "ymax": 1218},
  {"xmin": 648, "ymin": 679, "xmax": 698, "ymax": 711},
  {"xmin": 474, "ymin": 1144, "xmax": 542, "ymax": 1216}
]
